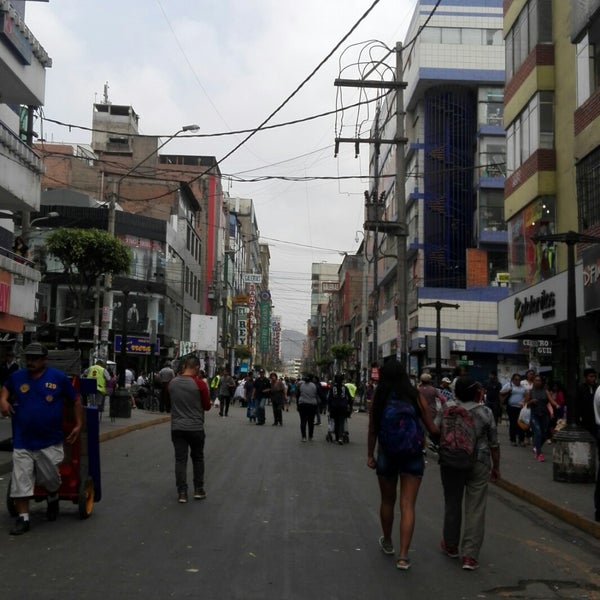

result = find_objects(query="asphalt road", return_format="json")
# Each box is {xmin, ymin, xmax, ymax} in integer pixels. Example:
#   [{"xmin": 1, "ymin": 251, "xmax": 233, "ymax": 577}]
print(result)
[{"xmin": 1, "ymin": 407, "xmax": 600, "ymax": 600}]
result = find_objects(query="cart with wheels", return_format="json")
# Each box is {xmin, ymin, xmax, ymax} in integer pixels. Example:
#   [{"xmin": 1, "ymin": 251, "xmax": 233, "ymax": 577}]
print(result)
[{"xmin": 6, "ymin": 354, "xmax": 102, "ymax": 520}]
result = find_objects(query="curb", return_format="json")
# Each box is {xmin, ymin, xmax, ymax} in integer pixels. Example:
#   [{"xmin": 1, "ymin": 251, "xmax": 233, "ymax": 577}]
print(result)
[
  {"xmin": 494, "ymin": 478, "xmax": 600, "ymax": 539},
  {"xmin": 98, "ymin": 415, "xmax": 170, "ymax": 442}
]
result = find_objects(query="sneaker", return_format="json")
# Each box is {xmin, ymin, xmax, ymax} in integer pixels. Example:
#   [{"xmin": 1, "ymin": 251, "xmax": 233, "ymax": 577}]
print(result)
[
  {"xmin": 194, "ymin": 488, "xmax": 206, "ymax": 500},
  {"xmin": 178, "ymin": 491, "xmax": 188, "ymax": 503},
  {"xmin": 301, "ymin": 438, "xmax": 307, "ymax": 442},
  {"xmin": 462, "ymin": 556, "xmax": 479, "ymax": 570},
  {"xmin": 46, "ymin": 497, "xmax": 59, "ymax": 521},
  {"xmin": 440, "ymin": 540, "xmax": 459, "ymax": 558},
  {"xmin": 537, "ymin": 453, "xmax": 545, "ymax": 462},
  {"xmin": 10, "ymin": 517, "xmax": 30, "ymax": 536}
]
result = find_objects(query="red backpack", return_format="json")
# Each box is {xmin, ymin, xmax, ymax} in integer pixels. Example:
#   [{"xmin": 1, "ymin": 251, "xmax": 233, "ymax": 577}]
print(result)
[{"xmin": 438, "ymin": 402, "xmax": 478, "ymax": 469}]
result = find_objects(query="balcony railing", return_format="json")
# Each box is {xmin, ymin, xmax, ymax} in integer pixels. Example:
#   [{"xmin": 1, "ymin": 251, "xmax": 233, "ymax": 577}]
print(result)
[{"xmin": 0, "ymin": 120, "xmax": 44, "ymax": 174}]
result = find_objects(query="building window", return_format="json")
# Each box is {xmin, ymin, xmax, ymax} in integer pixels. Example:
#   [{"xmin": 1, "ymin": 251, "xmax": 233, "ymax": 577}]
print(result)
[
  {"xmin": 505, "ymin": 0, "xmax": 553, "ymax": 81},
  {"xmin": 577, "ymin": 146, "xmax": 600, "ymax": 231},
  {"xmin": 479, "ymin": 138, "xmax": 506, "ymax": 178},
  {"xmin": 478, "ymin": 190, "xmax": 506, "ymax": 233},
  {"xmin": 508, "ymin": 196, "xmax": 556, "ymax": 286},
  {"xmin": 576, "ymin": 17, "xmax": 600, "ymax": 106},
  {"xmin": 478, "ymin": 87, "xmax": 504, "ymax": 126},
  {"xmin": 506, "ymin": 92, "xmax": 554, "ymax": 173}
]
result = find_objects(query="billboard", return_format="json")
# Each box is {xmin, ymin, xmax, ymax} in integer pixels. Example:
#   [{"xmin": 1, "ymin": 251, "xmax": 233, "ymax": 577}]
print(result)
[{"xmin": 189, "ymin": 314, "xmax": 219, "ymax": 351}]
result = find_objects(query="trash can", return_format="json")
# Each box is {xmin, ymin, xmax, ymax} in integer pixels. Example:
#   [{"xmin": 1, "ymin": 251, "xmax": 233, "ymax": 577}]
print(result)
[{"xmin": 110, "ymin": 389, "xmax": 132, "ymax": 419}]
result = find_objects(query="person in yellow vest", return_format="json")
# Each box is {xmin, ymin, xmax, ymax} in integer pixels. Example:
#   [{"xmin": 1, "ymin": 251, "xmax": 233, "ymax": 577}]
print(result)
[
  {"xmin": 86, "ymin": 359, "xmax": 110, "ymax": 410},
  {"xmin": 344, "ymin": 381, "xmax": 357, "ymax": 414}
]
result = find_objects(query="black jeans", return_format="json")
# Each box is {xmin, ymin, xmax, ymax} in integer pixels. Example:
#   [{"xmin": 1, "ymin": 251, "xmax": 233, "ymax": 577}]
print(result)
[
  {"xmin": 272, "ymin": 403, "xmax": 283, "ymax": 425},
  {"xmin": 506, "ymin": 405, "xmax": 524, "ymax": 443},
  {"xmin": 219, "ymin": 395, "xmax": 231, "ymax": 416},
  {"xmin": 171, "ymin": 429, "xmax": 205, "ymax": 492},
  {"xmin": 298, "ymin": 403, "xmax": 317, "ymax": 439}
]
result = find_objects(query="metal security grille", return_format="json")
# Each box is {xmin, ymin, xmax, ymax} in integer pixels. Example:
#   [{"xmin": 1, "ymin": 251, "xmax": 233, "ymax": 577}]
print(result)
[{"xmin": 423, "ymin": 86, "xmax": 476, "ymax": 288}]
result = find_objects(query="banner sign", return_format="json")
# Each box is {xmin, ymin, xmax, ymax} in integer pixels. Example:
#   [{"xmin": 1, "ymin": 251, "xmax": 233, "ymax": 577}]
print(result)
[
  {"xmin": 259, "ymin": 300, "xmax": 271, "ymax": 353},
  {"xmin": 237, "ymin": 306, "xmax": 249, "ymax": 346},
  {"xmin": 243, "ymin": 273, "xmax": 263, "ymax": 284},
  {"xmin": 114, "ymin": 335, "xmax": 160, "ymax": 355}
]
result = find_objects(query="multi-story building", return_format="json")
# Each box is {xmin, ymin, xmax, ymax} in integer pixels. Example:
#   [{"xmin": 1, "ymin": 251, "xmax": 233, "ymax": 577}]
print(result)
[
  {"xmin": 498, "ymin": 0, "xmax": 600, "ymax": 377},
  {"xmin": 0, "ymin": 1, "xmax": 50, "ymax": 345},
  {"xmin": 306, "ymin": 262, "xmax": 340, "ymax": 373},
  {"xmin": 365, "ymin": 0, "xmax": 520, "ymax": 381},
  {"xmin": 33, "ymin": 98, "xmax": 230, "ymax": 367}
]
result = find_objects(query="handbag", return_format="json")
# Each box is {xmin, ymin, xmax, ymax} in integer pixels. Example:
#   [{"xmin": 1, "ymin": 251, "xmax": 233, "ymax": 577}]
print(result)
[{"xmin": 517, "ymin": 405, "xmax": 531, "ymax": 431}]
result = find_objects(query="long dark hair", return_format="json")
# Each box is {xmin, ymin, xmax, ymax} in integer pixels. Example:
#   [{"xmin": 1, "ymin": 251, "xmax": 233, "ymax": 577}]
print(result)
[{"xmin": 372, "ymin": 359, "xmax": 419, "ymax": 434}]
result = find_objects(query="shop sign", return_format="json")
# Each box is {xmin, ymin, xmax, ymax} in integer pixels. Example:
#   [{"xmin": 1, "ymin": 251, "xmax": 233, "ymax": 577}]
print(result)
[
  {"xmin": 114, "ymin": 335, "xmax": 160, "ymax": 355},
  {"xmin": 497, "ymin": 266, "xmax": 584, "ymax": 339}
]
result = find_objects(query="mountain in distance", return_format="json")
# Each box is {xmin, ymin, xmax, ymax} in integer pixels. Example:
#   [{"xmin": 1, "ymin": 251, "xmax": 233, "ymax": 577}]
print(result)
[{"xmin": 280, "ymin": 329, "xmax": 305, "ymax": 361}]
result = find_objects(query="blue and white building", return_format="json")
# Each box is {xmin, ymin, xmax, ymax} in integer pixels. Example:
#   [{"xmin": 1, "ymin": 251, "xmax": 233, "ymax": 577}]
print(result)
[{"xmin": 370, "ymin": 0, "xmax": 524, "ymax": 380}]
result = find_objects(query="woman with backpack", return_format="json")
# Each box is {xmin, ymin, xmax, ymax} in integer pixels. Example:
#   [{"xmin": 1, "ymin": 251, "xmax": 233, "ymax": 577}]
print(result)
[
  {"xmin": 328, "ymin": 373, "xmax": 349, "ymax": 444},
  {"xmin": 367, "ymin": 359, "xmax": 439, "ymax": 570},
  {"xmin": 438, "ymin": 376, "xmax": 500, "ymax": 571}
]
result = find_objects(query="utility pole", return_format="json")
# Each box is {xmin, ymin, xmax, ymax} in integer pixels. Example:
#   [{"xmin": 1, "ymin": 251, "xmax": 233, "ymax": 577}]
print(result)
[{"xmin": 335, "ymin": 41, "xmax": 408, "ymax": 365}]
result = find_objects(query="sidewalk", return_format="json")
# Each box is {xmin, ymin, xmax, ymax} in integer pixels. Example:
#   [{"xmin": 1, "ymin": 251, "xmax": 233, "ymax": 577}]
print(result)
[
  {"xmin": 0, "ymin": 410, "xmax": 598, "ymax": 538},
  {"xmin": 490, "ymin": 420, "xmax": 599, "ymax": 538}
]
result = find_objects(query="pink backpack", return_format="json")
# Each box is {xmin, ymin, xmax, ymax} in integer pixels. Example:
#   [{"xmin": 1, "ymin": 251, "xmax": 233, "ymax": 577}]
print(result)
[{"xmin": 438, "ymin": 403, "xmax": 477, "ymax": 469}]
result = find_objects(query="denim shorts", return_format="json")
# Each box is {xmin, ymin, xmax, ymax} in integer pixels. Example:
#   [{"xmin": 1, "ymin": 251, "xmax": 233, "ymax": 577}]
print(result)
[{"xmin": 376, "ymin": 450, "xmax": 425, "ymax": 479}]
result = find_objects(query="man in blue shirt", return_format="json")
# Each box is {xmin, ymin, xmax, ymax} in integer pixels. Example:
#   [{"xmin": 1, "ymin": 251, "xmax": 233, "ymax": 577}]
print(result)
[{"xmin": 0, "ymin": 343, "xmax": 82, "ymax": 535}]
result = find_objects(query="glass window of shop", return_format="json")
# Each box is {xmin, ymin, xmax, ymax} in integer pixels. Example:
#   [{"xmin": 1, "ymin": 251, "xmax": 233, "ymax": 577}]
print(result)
[
  {"xmin": 508, "ymin": 196, "xmax": 556, "ymax": 288},
  {"xmin": 118, "ymin": 235, "xmax": 166, "ymax": 282}
]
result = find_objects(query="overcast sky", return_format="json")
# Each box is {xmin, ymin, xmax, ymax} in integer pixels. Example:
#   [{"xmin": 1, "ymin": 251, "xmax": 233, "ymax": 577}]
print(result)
[{"xmin": 26, "ymin": 0, "xmax": 418, "ymax": 334}]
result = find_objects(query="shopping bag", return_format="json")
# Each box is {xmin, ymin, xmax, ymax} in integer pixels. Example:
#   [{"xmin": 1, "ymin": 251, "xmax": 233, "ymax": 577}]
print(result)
[
  {"xmin": 213, "ymin": 398, "xmax": 220, "ymax": 409},
  {"xmin": 517, "ymin": 405, "xmax": 531, "ymax": 431}
]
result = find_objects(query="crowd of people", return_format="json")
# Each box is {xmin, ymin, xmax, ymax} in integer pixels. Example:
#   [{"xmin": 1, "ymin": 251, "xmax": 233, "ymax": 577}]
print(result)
[
  {"xmin": 2, "ymin": 345, "xmax": 598, "ymax": 559},
  {"xmin": 367, "ymin": 362, "xmax": 600, "ymax": 573}
]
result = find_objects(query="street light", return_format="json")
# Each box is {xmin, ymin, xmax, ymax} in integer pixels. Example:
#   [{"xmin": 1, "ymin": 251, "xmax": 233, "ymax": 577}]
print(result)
[
  {"xmin": 418, "ymin": 301, "xmax": 459, "ymax": 384},
  {"xmin": 99, "ymin": 123, "xmax": 200, "ymax": 362},
  {"xmin": 531, "ymin": 231, "xmax": 599, "ymax": 482}
]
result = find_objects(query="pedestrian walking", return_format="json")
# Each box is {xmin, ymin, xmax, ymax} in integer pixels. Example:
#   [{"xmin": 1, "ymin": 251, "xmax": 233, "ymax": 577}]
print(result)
[
  {"xmin": 525, "ymin": 375, "xmax": 558, "ymax": 462},
  {"xmin": 168, "ymin": 355, "xmax": 211, "ymax": 503},
  {"xmin": 252, "ymin": 369, "xmax": 271, "ymax": 425},
  {"xmin": 0, "ymin": 342, "xmax": 83, "ymax": 535},
  {"xmin": 85, "ymin": 358, "xmax": 110, "ymax": 410},
  {"xmin": 438, "ymin": 376, "xmax": 500, "ymax": 571},
  {"xmin": 297, "ymin": 374, "xmax": 319, "ymax": 442},
  {"xmin": 270, "ymin": 372, "xmax": 286, "ymax": 425},
  {"xmin": 328, "ymin": 374, "xmax": 350, "ymax": 444},
  {"xmin": 500, "ymin": 373, "xmax": 527, "ymax": 446},
  {"xmin": 217, "ymin": 368, "xmax": 235, "ymax": 417},
  {"xmin": 592, "ymin": 385, "xmax": 600, "ymax": 522},
  {"xmin": 482, "ymin": 371, "xmax": 502, "ymax": 425},
  {"xmin": 158, "ymin": 361, "xmax": 175, "ymax": 413},
  {"xmin": 367, "ymin": 359, "xmax": 439, "ymax": 570}
]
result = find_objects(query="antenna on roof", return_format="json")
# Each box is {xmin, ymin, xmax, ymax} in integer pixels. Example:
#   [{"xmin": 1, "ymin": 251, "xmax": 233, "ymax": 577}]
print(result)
[{"xmin": 103, "ymin": 81, "xmax": 110, "ymax": 104}]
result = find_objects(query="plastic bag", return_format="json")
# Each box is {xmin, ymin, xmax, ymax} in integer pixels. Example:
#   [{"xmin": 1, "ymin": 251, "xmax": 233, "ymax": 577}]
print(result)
[
  {"xmin": 517, "ymin": 405, "xmax": 531, "ymax": 430},
  {"xmin": 213, "ymin": 398, "xmax": 220, "ymax": 409}
]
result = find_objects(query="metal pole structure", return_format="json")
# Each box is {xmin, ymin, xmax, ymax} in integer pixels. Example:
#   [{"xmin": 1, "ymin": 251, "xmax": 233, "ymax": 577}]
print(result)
[
  {"xmin": 418, "ymin": 301, "xmax": 459, "ymax": 384},
  {"xmin": 395, "ymin": 42, "xmax": 409, "ymax": 366},
  {"xmin": 99, "ymin": 124, "xmax": 200, "ymax": 362}
]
